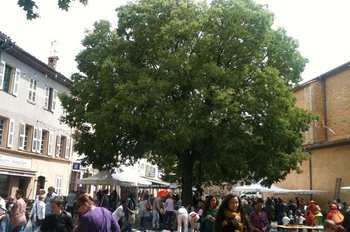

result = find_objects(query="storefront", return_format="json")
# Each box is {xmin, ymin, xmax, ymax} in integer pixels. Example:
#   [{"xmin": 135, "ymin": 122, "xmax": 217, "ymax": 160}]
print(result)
[
  {"xmin": 0, "ymin": 151, "xmax": 71, "ymax": 199},
  {"xmin": 0, "ymin": 153, "xmax": 36, "ymax": 198}
]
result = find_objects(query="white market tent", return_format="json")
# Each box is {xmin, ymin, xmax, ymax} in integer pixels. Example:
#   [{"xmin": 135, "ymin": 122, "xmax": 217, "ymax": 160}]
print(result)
[
  {"xmin": 76, "ymin": 170, "xmax": 119, "ymax": 186},
  {"xmin": 232, "ymin": 183, "xmax": 288, "ymax": 193},
  {"xmin": 113, "ymin": 168, "xmax": 152, "ymax": 187},
  {"xmin": 276, "ymin": 189, "xmax": 328, "ymax": 195},
  {"xmin": 76, "ymin": 169, "xmax": 152, "ymax": 187},
  {"xmin": 232, "ymin": 183, "xmax": 327, "ymax": 195},
  {"xmin": 340, "ymin": 186, "xmax": 350, "ymax": 193}
]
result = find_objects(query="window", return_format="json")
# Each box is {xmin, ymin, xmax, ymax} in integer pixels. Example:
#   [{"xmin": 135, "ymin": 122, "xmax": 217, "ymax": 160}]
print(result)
[
  {"xmin": 55, "ymin": 135, "xmax": 70, "ymax": 159},
  {"xmin": 7, "ymin": 119, "xmax": 14, "ymax": 148},
  {"xmin": 55, "ymin": 135, "xmax": 61, "ymax": 157},
  {"xmin": 0, "ymin": 61, "xmax": 20, "ymax": 96},
  {"xmin": 65, "ymin": 137, "xmax": 71, "ymax": 159},
  {"xmin": 48, "ymin": 131, "xmax": 53, "ymax": 156},
  {"xmin": 0, "ymin": 117, "xmax": 14, "ymax": 148},
  {"xmin": 40, "ymin": 130, "xmax": 53, "ymax": 156},
  {"xmin": 32, "ymin": 127, "xmax": 42, "ymax": 153},
  {"xmin": 145, "ymin": 164, "xmax": 156, "ymax": 178},
  {"xmin": 28, "ymin": 78, "xmax": 37, "ymax": 103},
  {"xmin": 40, "ymin": 130, "xmax": 49, "ymax": 155},
  {"xmin": 18, "ymin": 123, "xmax": 33, "ymax": 151},
  {"xmin": 55, "ymin": 176, "xmax": 62, "ymax": 196},
  {"xmin": 44, "ymin": 86, "xmax": 57, "ymax": 112},
  {"xmin": 0, "ymin": 118, "xmax": 4, "ymax": 146}
]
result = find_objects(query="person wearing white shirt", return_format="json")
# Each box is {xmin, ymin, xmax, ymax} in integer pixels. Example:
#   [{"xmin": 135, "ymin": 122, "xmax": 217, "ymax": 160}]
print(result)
[
  {"xmin": 177, "ymin": 206, "xmax": 188, "ymax": 232},
  {"xmin": 30, "ymin": 195, "xmax": 46, "ymax": 229},
  {"xmin": 282, "ymin": 212, "xmax": 291, "ymax": 225},
  {"xmin": 164, "ymin": 195, "xmax": 175, "ymax": 229}
]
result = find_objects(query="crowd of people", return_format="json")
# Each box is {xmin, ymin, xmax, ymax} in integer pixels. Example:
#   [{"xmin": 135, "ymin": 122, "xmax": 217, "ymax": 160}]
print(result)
[
  {"xmin": 131, "ymin": 194, "xmax": 350, "ymax": 232},
  {"xmin": 0, "ymin": 187, "xmax": 120, "ymax": 232},
  {"xmin": 1, "ymin": 188, "xmax": 350, "ymax": 232}
]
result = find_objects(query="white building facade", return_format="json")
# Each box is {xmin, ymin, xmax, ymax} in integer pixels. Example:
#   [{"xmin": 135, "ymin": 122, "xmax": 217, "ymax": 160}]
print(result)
[{"xmin": 0, "ymin": 32, "xmax": 76, "ymax": 199}]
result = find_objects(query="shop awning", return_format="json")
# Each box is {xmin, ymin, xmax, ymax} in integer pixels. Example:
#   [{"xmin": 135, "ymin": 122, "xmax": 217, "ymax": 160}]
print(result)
[{"xmin": 0, "ymin": 170, "xmax": 36, "ymax": 177}]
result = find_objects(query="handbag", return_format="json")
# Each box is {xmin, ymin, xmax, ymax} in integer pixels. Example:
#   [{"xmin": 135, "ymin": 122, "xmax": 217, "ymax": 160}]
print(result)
[{"xmin": 128, "ymin": 210, "xmax": 136, "ymax": 224}]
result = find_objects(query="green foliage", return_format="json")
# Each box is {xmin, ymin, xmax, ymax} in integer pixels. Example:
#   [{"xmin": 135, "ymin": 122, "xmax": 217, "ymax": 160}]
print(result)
[
  {"xmin": 60, "ymin": 0, "xmax": 316, "ymax": 204},
  {"xmin": 17, "ymin": 0, "xmax": 88, "ymax": 20}
]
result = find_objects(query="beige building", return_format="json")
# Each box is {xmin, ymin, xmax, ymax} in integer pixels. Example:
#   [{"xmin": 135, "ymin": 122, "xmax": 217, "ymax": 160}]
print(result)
[
  {"xmin": 0, "ymin": 31, "xmax": 78, "ymax": 199},
  {"xmin": 277, "ymin": 61, "xmax": 350, "ymax": 206}
]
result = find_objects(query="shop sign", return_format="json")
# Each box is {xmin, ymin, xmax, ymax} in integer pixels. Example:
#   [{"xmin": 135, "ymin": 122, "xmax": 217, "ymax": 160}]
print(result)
[
  {"xmin": 72, "ymin": 162, "xmax": 81, "ymax": 170},
  {"xmin": 0, "ymin": 154, "xmax": 32, "ymax": 169}
]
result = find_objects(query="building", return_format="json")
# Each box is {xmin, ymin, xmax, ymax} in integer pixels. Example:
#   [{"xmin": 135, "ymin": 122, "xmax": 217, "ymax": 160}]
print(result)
[
  {"xmin": 277, "ymin": 61, "xmax": 350, "ymax": 206},
  {"xmin": 0, "ymin": 31, "xmax": 77, "ymax": 199}
]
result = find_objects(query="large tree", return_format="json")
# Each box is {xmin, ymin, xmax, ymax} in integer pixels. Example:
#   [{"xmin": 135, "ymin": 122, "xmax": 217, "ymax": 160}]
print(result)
[{"xmin": 61, "ymin": 0, "xmax": 315, "ymax": 205}]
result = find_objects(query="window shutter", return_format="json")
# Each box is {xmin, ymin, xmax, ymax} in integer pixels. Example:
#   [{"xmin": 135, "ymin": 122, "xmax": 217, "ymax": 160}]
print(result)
[
  {"xmin": 48, "ymin": 131, "xmax": 53, "ymax": 156},
  {"xmin": 0, "ymin": 60, "xmax": 5, "ymax": 90},
  {"xmin": 7, "ymin": 119, "xmax": 15, "ymax": 148},
  {"xmin": 52, "ymin": 89, "xmax": 57, "ymax": 112},
  {"xmin": 55, "ymin": 135, "xmax": 61, "ymax": 157},
  {"xmin": 32, "ymin": 127, "xmax": 38, "ymax": 152},
  {"xmin": 65, "ymin": 137, "xmax": 71, "ymax": 159},
  {"xmin": 37, "ymin": 128, "xmax": 42, "ymax": 154},
  {"xmin": 18, "ymin": 123, "xmax": 26, "ymax": 150},
  {"xmin": 44, "ymin": 86, "xmax": 50, "ymax": 109},
  {"xmin": 13, "ymin": 68, "xmax": 20, "ymax": 96}
]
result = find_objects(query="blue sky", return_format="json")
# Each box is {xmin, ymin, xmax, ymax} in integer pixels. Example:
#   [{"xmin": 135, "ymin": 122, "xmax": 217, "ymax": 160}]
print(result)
[{"xmin": 1, "ymin": 0, "xmax": 350, "ymax": 83}]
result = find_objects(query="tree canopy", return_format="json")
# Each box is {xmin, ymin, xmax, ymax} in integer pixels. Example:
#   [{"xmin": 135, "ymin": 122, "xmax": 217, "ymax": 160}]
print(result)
[
  {"xmin": 17, "ymin": 0, "xmax": 87, "ymax": 20},
  {"xmin": 60, "ymin": 0, "xmax": 316, "ymax": 205}
]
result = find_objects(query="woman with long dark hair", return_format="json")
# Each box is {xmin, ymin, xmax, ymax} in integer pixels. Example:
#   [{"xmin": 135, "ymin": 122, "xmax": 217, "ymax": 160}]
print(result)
[
  {"xmin": 201, "ymin": 195, "xmax": 219, "ymax": 232},
  {"xmin": 214, "ymin": 194, "xmax": 250, "ymax": 232}
]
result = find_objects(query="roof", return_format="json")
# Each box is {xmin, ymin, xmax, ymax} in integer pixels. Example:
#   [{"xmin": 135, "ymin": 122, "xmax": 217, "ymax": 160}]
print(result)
[
  {"xmin": 0, "ymin": 31, "xmax": 72, "ymax": 88},
  {"xmin": 294, "ymin": 61, "xmax": 350, "ymax": 91}
]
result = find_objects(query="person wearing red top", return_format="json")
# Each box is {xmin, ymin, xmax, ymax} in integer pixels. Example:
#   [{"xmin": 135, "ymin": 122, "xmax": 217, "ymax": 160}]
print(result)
[
  {"xmin": 249, "ymin": 200, "xmax": 270, "ymax": 232},
  {"xmin": 307, "ymin": 200, "xmax": 320, "ymax": 216},
  {"xmin": 306, "ymin": 211, "xmax": 314, "ymax": 223}
]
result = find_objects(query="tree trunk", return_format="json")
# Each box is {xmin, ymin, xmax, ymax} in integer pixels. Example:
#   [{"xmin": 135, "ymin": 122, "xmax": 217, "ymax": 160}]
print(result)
[{"xmin": 180, "ymin": 150, "xmax": 195, "ymax": 206}]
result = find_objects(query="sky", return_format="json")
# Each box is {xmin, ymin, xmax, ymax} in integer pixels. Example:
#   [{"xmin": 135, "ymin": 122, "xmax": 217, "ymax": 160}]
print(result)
[{"xmin": 1, "ymin": 0, "xmax": 350, "ymax": 83}]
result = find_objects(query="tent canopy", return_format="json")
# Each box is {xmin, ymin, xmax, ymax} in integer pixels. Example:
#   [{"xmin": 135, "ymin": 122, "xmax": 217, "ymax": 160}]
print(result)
[
  {"xmin": 340, "ymin": 186, "xmax": 350, "ymax": 193},
  {"xmin": 76, "ymin": 170, "xmax": 119, "ymax": 186},
  {"xmin": 76, "ymin": 169, "xmax": 152, "ymax": 187},
  {"xmin": 112, "ymin": 169, "xmax": 152, "ymax": 187},
  {"xmin": 232, "ymin": 183, "xmax": 287, "ymax": 193},
  {"xmin": 232, "ymin": 183, "xmax": 328, "ymax": 195},
  {"xmin": 275, "ymin": 189, "xmax": 328, "ymax": 195}
]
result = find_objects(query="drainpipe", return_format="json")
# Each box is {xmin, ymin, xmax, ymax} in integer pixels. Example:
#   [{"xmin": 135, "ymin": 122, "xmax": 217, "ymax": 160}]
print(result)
[
  {"xmin": 309, "ymin": 153, "xmax": 313, "ymax": 200},
  {"xmin": 321, "ymin": 77, "xmax": 328, "ymax": 141}
]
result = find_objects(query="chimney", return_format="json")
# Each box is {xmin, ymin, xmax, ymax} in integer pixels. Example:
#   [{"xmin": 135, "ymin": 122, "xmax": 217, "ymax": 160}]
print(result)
[{"xmin": 48, "ymin": 56, "xmax": 59, "ymax": 70}]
